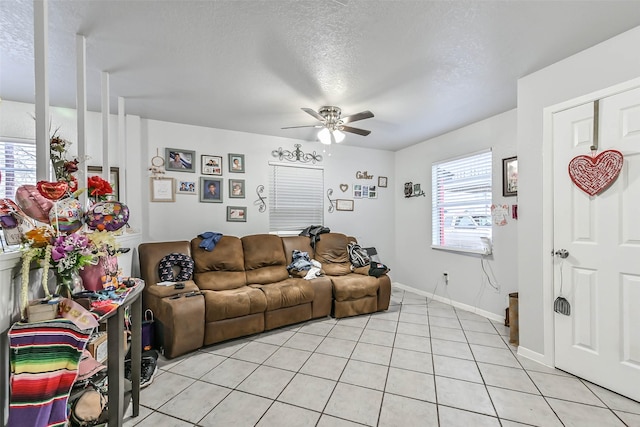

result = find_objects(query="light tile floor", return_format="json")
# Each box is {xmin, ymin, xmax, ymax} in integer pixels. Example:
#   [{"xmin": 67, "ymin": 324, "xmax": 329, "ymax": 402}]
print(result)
[{"xmin": 124, "ymin": 288, "xmax": 640, "ymax": 426}]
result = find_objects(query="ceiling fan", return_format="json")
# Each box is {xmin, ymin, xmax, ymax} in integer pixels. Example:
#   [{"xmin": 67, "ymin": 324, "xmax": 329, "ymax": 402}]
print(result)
[{"xmin": 282, "ymin": 106, "xmax": 374, "ymax": 144}]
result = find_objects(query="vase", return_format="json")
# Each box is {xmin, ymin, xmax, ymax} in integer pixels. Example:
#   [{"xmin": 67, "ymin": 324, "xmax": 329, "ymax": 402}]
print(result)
[{"xmin": 55, "ymin": 271, "xmax": 84, "ymax": 298}]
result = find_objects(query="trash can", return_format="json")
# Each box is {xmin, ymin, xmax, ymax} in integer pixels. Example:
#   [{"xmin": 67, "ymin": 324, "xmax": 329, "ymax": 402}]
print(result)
[{"xmin": 509, "ymin": 292, "xmax": 519, "ymax": 345}]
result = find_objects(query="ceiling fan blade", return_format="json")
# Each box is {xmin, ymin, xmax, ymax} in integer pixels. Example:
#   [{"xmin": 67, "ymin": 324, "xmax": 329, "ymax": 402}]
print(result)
[
  {"xmin": 341, "ymin": 110, "xmax": 374, "ymax": 124},
  {"xmin": 341, "ymin": 125, "xmax": 371, "ymax": 136},
  {"xmin": 301, "ymin": 108, "xmax": 326, "ymax": 122},
  {"xmin": 281, "ymin": 125, "xmax": 322, "ymax": 129}
]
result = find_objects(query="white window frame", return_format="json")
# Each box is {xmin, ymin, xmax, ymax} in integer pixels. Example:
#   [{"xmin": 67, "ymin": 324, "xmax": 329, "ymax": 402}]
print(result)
[
  {"xmin": 431, "ymin": 149, "xmax": 493, "ymax": 254},
  {"xmin": 0, "ymin": 137, "xmax": 37, "ymax": 201},
  {"xmin": 269, "ymin": 162, "xmax": 324, "ymax": 234}
]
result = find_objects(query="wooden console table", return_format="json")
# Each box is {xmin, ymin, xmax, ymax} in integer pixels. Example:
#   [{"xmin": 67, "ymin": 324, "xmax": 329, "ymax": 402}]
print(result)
[{"xmin": 7, "ymin": 282, "xmax": 144, "ymax": 427}]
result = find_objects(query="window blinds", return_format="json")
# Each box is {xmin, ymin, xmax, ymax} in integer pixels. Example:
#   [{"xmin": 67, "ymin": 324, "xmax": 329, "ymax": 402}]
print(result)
[
  {"xmin": 432, "ymin": 150, "xmax": 493, "ymax": 253},
  {"xmin": 269, "ymin": 164, "xmax": 324, "ymax": 232},
  {"xmin": 0, "ymin": 139, "xmax": 37, "ymax": 200}
]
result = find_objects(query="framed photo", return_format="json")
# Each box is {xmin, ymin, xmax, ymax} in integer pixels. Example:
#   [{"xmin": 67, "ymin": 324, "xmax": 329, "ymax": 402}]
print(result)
[
  {"xmin": 199, "ymin": 177, "xmax": 223, "ymax": 203},
  {"xmin": 150, "ymin": 177, "xmax": 175, "ymax": 202},
  {"xmin": 378, "ymin": 176, "xmax": 388, "ymax": 188},
  {"xmin": 165, "ymin": 148, "xmax": 195, "ymax": 172},
  {"xmin": 201, "ymin": 155, "xmax": 222, "ymax": 176},
  {"xmin": 227, "ymin": 206, "xmax": 247, "ymax": 222},
  {"xmin": 502, "ymin": 156, "xmax": 518, "ymax": 197},
  {"xmin": 336, "ymin": 199, "xmax": 354, "ymax": 211},
  {"xmin": 177, "ymin": 179, "xmax": 197, "ymax": 194},
  {"xmin": 228, "ymin": 153, "xmax": 245, "ymax": 173},
  {"xmin": 87, "ymin": 166, "xmax": 120, "ymax": 200},
  {"xmin": 353, "ymin": 184, "xmax": 362, "ymax": 199},
  {"xmin": 229, "ymin": 178, "xmax": 245, "ymax": 198},
  {"xmin": 368, "ymin": 185, "xmax": 377, "ymax": 199}
]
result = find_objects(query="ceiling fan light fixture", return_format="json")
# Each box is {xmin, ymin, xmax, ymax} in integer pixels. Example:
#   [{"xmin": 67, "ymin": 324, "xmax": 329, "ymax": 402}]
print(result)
[
  {"xmin": 318, "ymin": 127, "xmax": 332, "ymax": 145},
  {"xmin": 333, "ymin": 129, "xmax": 345, "ymax": 143}
]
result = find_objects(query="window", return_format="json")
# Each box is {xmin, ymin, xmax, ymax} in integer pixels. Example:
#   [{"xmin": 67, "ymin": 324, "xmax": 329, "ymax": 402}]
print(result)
[
  {"xmin": 432, "ymin": 150, "xmax": 492, "ymax": 253},
  {"xmin": 269, "ymin": 163, "xmax": 324, "ymax": 232},
  {"xmin": 0, "ymin": 138, "xmax": 37, "ymax": 200}
]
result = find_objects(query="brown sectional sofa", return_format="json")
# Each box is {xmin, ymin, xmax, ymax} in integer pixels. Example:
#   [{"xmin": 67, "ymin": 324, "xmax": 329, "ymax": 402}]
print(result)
[{"xmin": 138, "ymin": 232, "xmax": 391, "ymax": 358}]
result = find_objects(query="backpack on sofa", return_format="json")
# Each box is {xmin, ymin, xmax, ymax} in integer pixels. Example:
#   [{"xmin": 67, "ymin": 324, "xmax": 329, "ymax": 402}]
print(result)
[{"xmin": 347, "ymin": 242, "xmax": 370, "ymax": 268}]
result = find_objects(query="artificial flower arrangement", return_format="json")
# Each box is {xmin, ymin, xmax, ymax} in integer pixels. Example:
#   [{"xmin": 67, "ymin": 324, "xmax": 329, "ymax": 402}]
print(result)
[{"xmin": 15, "ymin": 130, "xmax": 129, "ymax": 320}]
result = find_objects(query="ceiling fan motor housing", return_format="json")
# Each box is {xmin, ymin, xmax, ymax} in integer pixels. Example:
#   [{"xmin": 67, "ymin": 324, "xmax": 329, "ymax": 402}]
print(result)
[{"xmin": 319, "ymin": 106, "xmax": 343, "ymax": 130}]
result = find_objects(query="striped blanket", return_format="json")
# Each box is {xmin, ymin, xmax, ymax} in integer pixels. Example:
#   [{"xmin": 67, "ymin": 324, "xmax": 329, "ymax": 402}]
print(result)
[{"xmin": 8, "ymin": 319, "xmax": 93, "ymax": 427}]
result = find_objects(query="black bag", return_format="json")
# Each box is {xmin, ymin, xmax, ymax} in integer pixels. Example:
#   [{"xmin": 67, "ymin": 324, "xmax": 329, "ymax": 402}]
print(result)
[
  {"xmin": 369, "ymin": 262, "xmax": 390, "ymax": 278},
  {"xmin": 347, "ymin": 242, "xmax": 370, "ymax": 268}
]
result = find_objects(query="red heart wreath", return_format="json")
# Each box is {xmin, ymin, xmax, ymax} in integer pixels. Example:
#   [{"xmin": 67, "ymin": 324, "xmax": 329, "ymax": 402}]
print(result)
[{"xmin": 568, "ymin": 150, "xmax": 623, "ymax": 196}]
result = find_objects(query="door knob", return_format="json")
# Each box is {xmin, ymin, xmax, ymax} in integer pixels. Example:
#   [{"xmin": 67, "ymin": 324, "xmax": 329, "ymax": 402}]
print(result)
[{"xmin": 554, "ymin": 249, "xmax": 569, "ymax": 259}]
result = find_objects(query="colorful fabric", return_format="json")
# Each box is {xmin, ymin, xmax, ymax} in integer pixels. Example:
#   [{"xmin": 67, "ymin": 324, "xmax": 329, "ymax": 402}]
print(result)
[{"xmin": 8, "ymin": 319, "xmax": 93, "ymax": 427}]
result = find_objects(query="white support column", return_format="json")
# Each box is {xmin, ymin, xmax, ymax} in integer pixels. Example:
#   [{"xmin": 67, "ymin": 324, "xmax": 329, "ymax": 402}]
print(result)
[
  {"xmin": 76, "ymin": 34, "xmax": 87, "ymax": 205},
  {"xmin": 101, "ymin": 71, "xmax": 110, "ymax": 182},
  {"xmin": 34, "ymin": 0, "xmax": 50, "ymax": 181},
  {"xmin": 118, "ymin": 96, "xmax": 126, "ymax": 203}
]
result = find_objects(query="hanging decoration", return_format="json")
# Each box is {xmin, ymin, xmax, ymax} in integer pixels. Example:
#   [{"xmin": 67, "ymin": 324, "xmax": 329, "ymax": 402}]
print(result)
[
  {"xmin": 271, "ymin": 144, "xmax": 323, "ymax": 164},
  {"xmin": 568, "ymin": 150, "xmax": 624, "ymax": 196},
  {"xmin": 567, "ymin": 100, "xmax": 624, "ymax": 196},
  {"xmin": 327, "ymin": 188, "xmax": 335, "ymax": 213},
  {"xmin": 253, "ymin": 185, "xmax": 267, "ymax": 213},
  {"xmin": 491, "ymin": 204, "xmax": 508, "ymax": 226}
]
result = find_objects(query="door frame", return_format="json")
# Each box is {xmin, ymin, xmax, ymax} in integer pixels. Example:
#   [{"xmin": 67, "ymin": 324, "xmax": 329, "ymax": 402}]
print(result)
[{"xmin": 540, "ymin": 76, "xmax": 640, "ymax": 368}]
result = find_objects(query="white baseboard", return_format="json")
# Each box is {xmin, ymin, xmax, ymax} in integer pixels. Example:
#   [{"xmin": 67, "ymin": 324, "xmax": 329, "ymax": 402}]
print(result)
[
  {"xmin": 393, "ymin": 282, "xmax": 503, "ymax": 323},
  {"xmin": 517, "ymin": 346, "xmax": 553, "ymax": 367}
]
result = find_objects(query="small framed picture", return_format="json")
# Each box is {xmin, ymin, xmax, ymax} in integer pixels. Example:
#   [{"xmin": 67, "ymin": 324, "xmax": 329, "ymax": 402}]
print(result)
[
  {"xmin": 502, "ymin": 156, "xmax": 518, "ymax": 197},
  {"xmin": 378, "ymin": 176, "xmax": 388, "ymax": 188},
  {"xmin": 228, "ymin": 153, "xmax": 245, "ymax": 173},
  {"xmin": 150, "ymin": 177, "xmax": 175, "ymax": 202},
  {"xmin": 353, "ymin": 184, "xmax": 362, "ymax": 199},
  {"xmin": 199, "ymin": 177, "xmax": 223, "ymax": 203},
  {"xmin": 227, "ymin": 206, "xmax": 247, "ymax": 222},
  {"xmin": 177, "ymin": 180, "xmax": 197, "ymax": 194},
  {"xmin": 368, "ymin": 185, "xmax": 377, "ymax": 199},
  {"xmin": 336, "ymin": 199, "xmax": 354, "ymax": 211},
  {"xmin": 165, "ymin": 148, "xmax": 195, "ymax": 172},
  {"xmin": 229, "ymin": 179, "xmax": 245, "ymax": 198},
  {"xmin": 201, "ymin": 155, "xmax": 223, "ymax": 176}
]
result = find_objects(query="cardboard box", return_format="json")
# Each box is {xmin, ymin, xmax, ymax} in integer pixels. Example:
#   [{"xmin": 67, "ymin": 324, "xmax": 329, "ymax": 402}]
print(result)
[
  {"xmin": 87, "ymin": 331, "xmax": 128, "ymax": 363},
  {"xmin": 27, "ymin": 299, "xmax": 59, "ymax": 323}
]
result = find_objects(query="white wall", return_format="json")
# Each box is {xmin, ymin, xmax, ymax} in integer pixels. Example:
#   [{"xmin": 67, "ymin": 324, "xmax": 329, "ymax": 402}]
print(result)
[
  {"xmin": 138, "ymin": 119, "xmax": 396, "ymax": 266},
  {"xmin": 517, "ymin": 25, "xmax": 640, "ymax": 361},
  {"xmin": 394, "ymin": 109, "xmax": 518, "ymax": 318}
]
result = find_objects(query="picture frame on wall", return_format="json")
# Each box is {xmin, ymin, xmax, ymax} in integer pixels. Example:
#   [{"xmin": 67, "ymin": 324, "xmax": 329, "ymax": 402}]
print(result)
[
  {"xmin": 336, "ymin": 199, "xmax": 354, "ymax": 211},
  {"xmin": 87, "ymin": 166, "xmax": 120, "ymax": 200},
  {"xmin": 502, "ymin": 156, "xmax": 518, "ymax": 197},
  {"xmin": 201, "ymin": 155, "xmax": 222, "ymax": 176},
  {"xmin": 165, "ymin": 148, "xmax": 196, "ymax": 172},
  {"xmin": 228, "ymin": 153, "xmax": 245, "ymax": 173},
  {"xmin": 199, "ymin": 177, "xmax": 223, "ymax": 203},
  {"xmin": 353, "ymin": 184, "xmax": 362, "ymax": 199},
  {"xmin": 150, "ymin": 177, "xmax": 175, "ymax": 202},
  {"xmin": 378, "ymin": 176, "xmax": 388, "ymax": 188},
  {"xmin": 227, "ymin": 206, "xmax": 247, "ymax": 222},
  {"xmin": 229, "ymin": 179, "xmax": 245, "ymax": 198},
  {"xmin": 177, "ymin": 179, "xmax": 197, "ymax": 194}
]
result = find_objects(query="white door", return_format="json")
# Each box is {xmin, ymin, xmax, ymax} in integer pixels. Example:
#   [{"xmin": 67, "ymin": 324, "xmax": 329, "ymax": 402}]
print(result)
[{"xmin": 553, "ymin": 86, "xmax": 640, "ymax": 402}]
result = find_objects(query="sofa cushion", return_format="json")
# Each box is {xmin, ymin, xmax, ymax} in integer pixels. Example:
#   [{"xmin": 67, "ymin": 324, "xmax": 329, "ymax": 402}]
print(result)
[
  {"xmin": 250, "ymin": 278, "xmax": 314, "ymax": 310},
  {"xmin": 313, "ymin": 233, "xmax": 352, "ymax": 276},
  {"xmin": 331, "ymin": 274, "xmax": 379, "ymax": 301},
  {"xmin": 191, "ymin": 236, "xmax": 247, "ymax": 290},
  {"xmin": 242, "ymin": 234, "xmax": 289, "ymax": 284},
  {"xmin": 203, "ymin": 287, "xmax": 267, "ymax": 322}
]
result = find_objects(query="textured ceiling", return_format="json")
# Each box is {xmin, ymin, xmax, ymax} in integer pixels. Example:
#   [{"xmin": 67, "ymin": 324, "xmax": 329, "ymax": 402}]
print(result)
[{"xmin": 2, "ymin": 1, "xmax": 640, "ymax": 151}]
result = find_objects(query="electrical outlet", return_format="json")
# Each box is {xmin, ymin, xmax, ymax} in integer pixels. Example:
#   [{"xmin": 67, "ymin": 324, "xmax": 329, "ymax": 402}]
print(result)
[{"xmin": 443, "ymin": 271, "xmax": 449, "ymax": 285}]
